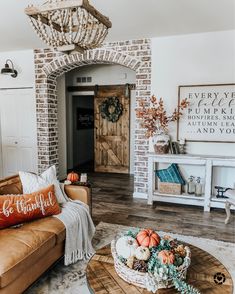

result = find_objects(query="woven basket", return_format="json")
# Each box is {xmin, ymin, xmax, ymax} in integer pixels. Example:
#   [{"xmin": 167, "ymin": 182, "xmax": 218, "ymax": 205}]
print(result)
[{"xmin": 111, "ymin": 237, "xmax": 191, "ymax": 293}]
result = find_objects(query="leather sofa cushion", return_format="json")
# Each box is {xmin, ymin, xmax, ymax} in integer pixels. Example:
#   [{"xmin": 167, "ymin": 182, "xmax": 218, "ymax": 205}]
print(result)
[
  {"xmin": 22, "ymin": 217, "xmax": 66, "ymax": 244},
  {"xmin": 64, "ymin": 185, "xmax": 91, "ymax": 205},
  {"xmin": 0, "ymin": 176, "xmax": 22, "ymax": 195},
  {"xmin": 0, "ymin": 226, "xmax": 56, "ymax": 288}
]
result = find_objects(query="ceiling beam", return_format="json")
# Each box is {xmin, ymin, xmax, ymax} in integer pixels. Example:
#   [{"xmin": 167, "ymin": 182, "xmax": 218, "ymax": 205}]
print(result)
[{"xmin": 67, "ymin": 84, "xmax": 136, "ymax": 92}]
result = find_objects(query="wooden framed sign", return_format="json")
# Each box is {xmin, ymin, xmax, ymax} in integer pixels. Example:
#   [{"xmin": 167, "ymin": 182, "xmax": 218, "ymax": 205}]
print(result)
[{"xmin": 177, "ymin": 83, "xmax": 235, "ymax": 143}]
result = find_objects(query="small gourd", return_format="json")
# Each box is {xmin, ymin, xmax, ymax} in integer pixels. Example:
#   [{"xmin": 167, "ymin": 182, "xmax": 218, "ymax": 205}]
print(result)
[
  {"xmin": 136, "ymin": 229, "xmax": 161, "ymax": 248},
  {"xmin": 135, "ymin": 246, "xmax": 150, "ymax": 261},
  {"xmin": 116, "ymin": 236, "xmax": 139, "ymax": 259},
  {"xmin": 158, "ymin": 250, "xmax": 175, "ymax": 264},
  {"xmin": 67, "ymin": 171, "xmax": 79, "ymax": 183},
  {"xmin": 126, "ymin": 256, "xmax": 135, "ymax": 269},
  {"xmin": 64, "ymin": 180, "xmax": 72, "ymax": 185}
]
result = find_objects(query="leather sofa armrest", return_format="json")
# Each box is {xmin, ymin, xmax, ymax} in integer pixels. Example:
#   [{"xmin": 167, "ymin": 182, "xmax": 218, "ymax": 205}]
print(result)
[{"xmin": 64, "ymin": 185, "xmax": 91, "ymax": 207}]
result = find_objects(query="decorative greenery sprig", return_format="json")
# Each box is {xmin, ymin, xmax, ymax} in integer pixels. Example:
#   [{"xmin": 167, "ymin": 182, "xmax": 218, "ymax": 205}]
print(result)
[
  {"xmin": 148, "ymin": 252, "xmax": 158, "ymax": 273},
  {"xmin": 173, "ymin": 276, "xmax": 201, "ymax": 294},
  {"xmin": 118, "ymin": 256, "xmax": 127, "ymax": 264},
  {"xmin": 125, "ymin": 229, "xmax": 140, "ymax": 239},
  {"xmin": 152, "ymin": 261, "xmax": 201, "ymax": 293},
  {"xmin": 167, "ymin": 264, "xmax": 201, "ymax": 294},
  {"xmin": 155, "ymin": 239, "xmax": 172, "ymax": 251}
]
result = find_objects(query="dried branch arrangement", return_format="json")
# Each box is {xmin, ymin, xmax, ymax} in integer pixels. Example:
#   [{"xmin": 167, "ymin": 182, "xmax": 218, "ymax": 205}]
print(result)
[{"xmin": 136, "ymin": 95, "xmax": 189, "ymax": 138}]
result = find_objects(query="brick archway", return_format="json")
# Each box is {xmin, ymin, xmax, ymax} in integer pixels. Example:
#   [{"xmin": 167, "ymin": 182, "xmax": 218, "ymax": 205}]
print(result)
[
  {"xmin": 44, "ymin": 49, "xmax": 142, "ymax": 77},
  {"xmin": 34, "ymin": 40, "xmax": 151, "ymax": 197}
]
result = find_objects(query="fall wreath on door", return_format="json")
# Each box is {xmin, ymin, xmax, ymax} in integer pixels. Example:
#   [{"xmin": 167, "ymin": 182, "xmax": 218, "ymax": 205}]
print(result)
[{"xmin": 100, "ymin": 97, "xmax": 123, "ymax": 123}]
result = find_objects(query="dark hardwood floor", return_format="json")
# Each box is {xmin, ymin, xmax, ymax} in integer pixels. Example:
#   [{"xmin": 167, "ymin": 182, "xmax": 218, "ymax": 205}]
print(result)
[{"xmin": 89, "ymin": 173, "xmax": 235, "ymax": 243}]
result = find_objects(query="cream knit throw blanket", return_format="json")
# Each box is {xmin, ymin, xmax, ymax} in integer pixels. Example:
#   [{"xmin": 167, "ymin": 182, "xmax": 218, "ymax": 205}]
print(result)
[{"xmin": 54, "ymin": 185, "xmax": 95, "ymax": 266}]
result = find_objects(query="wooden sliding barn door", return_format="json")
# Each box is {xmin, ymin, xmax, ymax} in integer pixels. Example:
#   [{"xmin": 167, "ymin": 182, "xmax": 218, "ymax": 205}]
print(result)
[{"xmin": 94, "ymin": 85, "xmax": 130, "ymax": 174}]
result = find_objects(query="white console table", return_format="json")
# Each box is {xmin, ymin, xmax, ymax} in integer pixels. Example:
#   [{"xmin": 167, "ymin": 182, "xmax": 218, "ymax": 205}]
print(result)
[{"xmin": 147, "ymin": 153, "xmax": 235, "ymax": 212}]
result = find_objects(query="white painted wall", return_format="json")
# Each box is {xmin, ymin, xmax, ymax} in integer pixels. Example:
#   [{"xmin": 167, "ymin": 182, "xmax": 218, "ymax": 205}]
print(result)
[
  {"xmin": 151, "ymin": 30, "xmax": 235, "ymax": 189},
  {"xmin": 0, "ymin": 49, "xmax": 37, "ymax": 176},
  {"xmin": 66, "ymin": 64, "xmax": 136, "ymax": 87},
  {"xmin": 63, "ymin": 64, "xmax": 136, "ymax": 174},
  {"xmin": 0, "ymin": 50, "xmax": 35, "ymax": 88}
]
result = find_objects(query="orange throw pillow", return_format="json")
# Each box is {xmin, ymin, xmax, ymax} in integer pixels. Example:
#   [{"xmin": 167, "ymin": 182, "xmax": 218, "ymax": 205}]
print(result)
[{"xmin": 0, "ymin": 185, "xmax": 61, "ymax": 229}]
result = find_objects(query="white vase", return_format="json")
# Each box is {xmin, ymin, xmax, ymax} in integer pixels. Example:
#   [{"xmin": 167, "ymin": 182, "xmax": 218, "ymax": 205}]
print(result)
[{"xmin": 153, "ymin": 133, "xmax": 170, "ymax": 154}]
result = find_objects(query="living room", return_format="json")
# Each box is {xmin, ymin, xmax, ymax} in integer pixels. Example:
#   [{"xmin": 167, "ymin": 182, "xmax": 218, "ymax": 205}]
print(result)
[{"xmin": 0, "ymin": 1, "xmax": 234, "ymax": 294}]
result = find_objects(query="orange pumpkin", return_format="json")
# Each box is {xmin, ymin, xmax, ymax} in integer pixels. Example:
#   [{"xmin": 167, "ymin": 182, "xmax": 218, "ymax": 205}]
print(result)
[
  {"xmin": 136, "ymin": 229, "xmax": 160, "ymax": 248},
  {"xmin": 158, "ymin": 250, "xmax": 175, "ymax": 264},
  {"xmin": 67, "ymin": 171, "xmax": 79, "ymax": 183}
]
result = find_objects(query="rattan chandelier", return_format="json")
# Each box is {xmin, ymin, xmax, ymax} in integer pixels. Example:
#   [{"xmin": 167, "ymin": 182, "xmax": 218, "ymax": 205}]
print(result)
[{"xmin": 25, "ymin": 0, "xmax": 112, "ymax": 53}]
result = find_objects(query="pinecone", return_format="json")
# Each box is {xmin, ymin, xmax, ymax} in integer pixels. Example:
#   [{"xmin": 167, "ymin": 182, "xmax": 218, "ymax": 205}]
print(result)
[
  {"xmin": 174, "ymin": 244, "xmax": 186, "ymax": 257},
  {"xmin": 133, "ymin": 260, "xmax": 148, "ymax": 273},
  {"xmin": 170, "ymin": 239, "xmax": 179, "ymax": 248}
]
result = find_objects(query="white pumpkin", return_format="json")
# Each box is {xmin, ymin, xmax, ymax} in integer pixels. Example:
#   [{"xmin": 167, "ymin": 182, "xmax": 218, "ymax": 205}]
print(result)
[
  {"xmin": 135, "ymin": 246, "xmax": 151, "ymax": 261},
  {"xmin": 64, "ymin": 180, "xmax": 72, "ymax": 185},
  {"xmin": 116, "ymin": 236, "xmax": 139, "ymax": 259}
]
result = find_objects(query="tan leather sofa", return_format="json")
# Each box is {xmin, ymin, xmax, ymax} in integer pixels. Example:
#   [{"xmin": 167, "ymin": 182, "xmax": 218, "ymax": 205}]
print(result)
[{"xmin": 0, "ymin": 175, "xmax": 91, "ymax": 294}]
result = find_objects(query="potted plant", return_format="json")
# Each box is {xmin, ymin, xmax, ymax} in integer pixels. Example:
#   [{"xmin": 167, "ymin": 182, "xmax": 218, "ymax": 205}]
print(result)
[{"xmin": 136, "ymin": 95, "xmax": 189, "ymax": 154}]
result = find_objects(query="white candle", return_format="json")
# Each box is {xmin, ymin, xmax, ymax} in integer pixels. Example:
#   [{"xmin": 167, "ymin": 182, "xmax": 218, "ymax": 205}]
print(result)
[{"xmin": 80, "ymin": 173, "xmax": 87, "ymax": 183}]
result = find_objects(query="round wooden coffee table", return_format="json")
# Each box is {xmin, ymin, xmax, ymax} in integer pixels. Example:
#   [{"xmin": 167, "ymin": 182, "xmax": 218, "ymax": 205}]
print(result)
[{"xmin": 86, "ymin": 243, "xmax": 233, "ymax": 293}]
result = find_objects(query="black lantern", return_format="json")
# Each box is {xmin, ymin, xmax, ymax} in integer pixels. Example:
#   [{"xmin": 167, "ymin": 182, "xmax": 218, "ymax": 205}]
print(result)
[
  {"xmin": 1, "ymin": 60, "xmax": 18, "ymax": 78},
  {"xmin": 125, "ymin": 83, "xmax": 130, "ymax": 98}
]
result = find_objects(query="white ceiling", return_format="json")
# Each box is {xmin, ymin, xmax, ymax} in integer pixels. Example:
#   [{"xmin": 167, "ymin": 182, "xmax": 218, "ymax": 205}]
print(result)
[{"xmin": 0, "ymin": 0, "xmax": 234, "ymax": 52}]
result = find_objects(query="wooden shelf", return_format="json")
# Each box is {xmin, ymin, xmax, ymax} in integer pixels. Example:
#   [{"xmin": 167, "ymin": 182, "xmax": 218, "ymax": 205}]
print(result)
[
  {"xmin": 148, "ymin": 153, "xmax": 235, "ymax": 162},
  {"xmin": 153, "ymin": 191, "xmax": 204, "ymax": 201},
  {"xmin": 148, "ymin": 153, "xmax": 235, "ymax": 212},
  {"xmin": 153, "ymin": 191, "xmax": 204, "ymax": 207},
  {"xmin": 211, "ymin": 196, "xmax": 227, "ymax": 203}
]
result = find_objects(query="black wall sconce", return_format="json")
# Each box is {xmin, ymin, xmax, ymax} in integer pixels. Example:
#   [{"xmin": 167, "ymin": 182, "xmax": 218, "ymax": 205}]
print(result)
[{"xmin": 1, "ymin": 59, "xmax": 18, "ymax": 78}]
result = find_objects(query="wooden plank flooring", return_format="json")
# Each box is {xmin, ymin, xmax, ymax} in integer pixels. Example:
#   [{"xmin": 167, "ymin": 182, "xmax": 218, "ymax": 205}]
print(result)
[{"xmin": 89, "ymin": 173, "xmax": 235, "ymax": 243}]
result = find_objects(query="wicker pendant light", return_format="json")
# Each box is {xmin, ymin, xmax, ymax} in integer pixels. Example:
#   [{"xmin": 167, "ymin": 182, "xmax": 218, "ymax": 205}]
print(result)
[{"xmin": 25, "ymin": 0, "xmax": 112, "ymax": 53}]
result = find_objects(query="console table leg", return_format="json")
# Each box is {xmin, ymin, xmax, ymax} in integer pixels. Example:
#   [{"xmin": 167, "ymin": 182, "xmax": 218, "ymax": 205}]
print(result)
[
  {"xmin": 147, "ymin": 156, "xmax": 154, "ymax": 206},
  {"xmin": 204, "ymin": 205, "xmax": 211, "ymax": 213},
  {"xmin": 225, "ymin": 201, "xmax": 231, "ymax": 224},
  {"xmin": 204, "ymin": 160, "xmax": 212, "ymax": 213}
]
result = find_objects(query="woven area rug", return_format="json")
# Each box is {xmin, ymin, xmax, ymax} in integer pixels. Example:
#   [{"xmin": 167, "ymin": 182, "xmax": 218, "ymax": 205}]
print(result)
[{"xmin": 26, "ymin": 222, "xmax": 235, "ymax": 294}]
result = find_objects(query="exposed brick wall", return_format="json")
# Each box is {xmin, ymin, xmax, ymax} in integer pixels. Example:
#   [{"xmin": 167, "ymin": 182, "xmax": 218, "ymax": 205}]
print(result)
[{"xmin": 34, "ymin": 39, "xmax": 151, "ymax": 196}]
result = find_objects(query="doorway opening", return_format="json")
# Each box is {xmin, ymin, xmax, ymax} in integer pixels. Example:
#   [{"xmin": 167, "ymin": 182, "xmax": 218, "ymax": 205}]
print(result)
[{"xmin": 57, "ymin": 64, "xmax": 136, "ymax": 178}]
